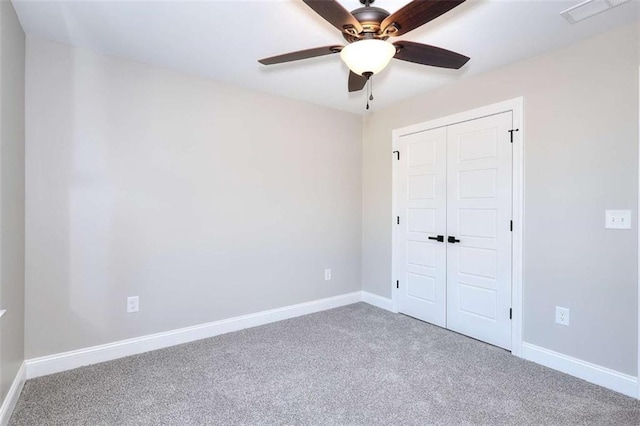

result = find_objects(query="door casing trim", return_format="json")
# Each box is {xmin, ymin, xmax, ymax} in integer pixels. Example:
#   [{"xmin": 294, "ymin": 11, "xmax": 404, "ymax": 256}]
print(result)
[{"xmin": 391, "ymin": 97, "xmax": 524, "ymax": 357}]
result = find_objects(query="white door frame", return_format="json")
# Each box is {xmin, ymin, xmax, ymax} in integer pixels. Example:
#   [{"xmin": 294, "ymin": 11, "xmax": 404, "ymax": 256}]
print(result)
[
  {"xmin": 637, "ymin": 67, "xmax": 640, "ymax": 399},
  {"xmin": 391, "ymin": 97, "xmax": 525, "ymax": 357}
]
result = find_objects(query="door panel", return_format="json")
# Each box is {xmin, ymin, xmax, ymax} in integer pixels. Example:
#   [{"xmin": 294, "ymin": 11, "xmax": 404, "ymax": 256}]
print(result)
[
  {"xmin": 446, "ymin": 112, "xmax": 513, "ymax": 350},
  {"xmin": 396, "ymin": 127, "xmax": 447, "ymax": 327}
]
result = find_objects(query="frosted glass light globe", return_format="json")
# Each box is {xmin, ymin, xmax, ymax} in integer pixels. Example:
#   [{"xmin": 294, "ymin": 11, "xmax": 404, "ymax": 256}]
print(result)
[{"xmin": 340, "ymin": 39, "xmax": 396, "ymax": 76}]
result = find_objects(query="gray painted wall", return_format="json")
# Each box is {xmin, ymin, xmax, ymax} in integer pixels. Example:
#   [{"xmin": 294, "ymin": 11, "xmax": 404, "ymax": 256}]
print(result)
[
  {"xmin": 25, "ymin": 38, "xmax": 362, "ymax": 359},
  {"xmin": 0, "ymin": 0, "xmax": 25, "ymax": 403},
  {"xmin": 362, "ymin": 24, "xmax": 638, "ymax": 375}
]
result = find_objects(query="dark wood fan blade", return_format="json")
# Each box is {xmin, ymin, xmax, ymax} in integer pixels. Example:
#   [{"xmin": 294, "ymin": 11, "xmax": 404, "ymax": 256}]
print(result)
[
  {"xmin": 302, "ymin": 0, "xmax": 363, "ymax": 35},
  {"xmin": 348, "ymin": 71, "xmax": 367, "ymax": 92},
  {"xmin": 393, "ymin": 41, "xmax": 469, "ymax": 69},
  {"xmin": 259, "ymin": 45, "xmax": 342, "ymax": 65},
  {"xmin": 381, "ymin": 0, "xmax": 466, "ymax": 37}
]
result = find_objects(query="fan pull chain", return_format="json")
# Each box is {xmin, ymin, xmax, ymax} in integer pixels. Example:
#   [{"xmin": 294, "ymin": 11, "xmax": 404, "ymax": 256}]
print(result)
[{"xmin": 366, "ymin": 81, "xmax": 369, "ymax": 110}]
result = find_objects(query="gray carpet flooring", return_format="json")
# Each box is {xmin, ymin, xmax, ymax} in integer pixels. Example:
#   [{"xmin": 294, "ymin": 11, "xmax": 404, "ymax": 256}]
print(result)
[{"xmin": 10, "ymin": 303, "xmax": 640, "ymax": 425}]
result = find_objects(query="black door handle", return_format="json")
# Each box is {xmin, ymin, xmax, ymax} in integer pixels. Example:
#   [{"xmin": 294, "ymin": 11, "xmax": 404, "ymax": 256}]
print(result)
[
  {"xmin": 448, "ymin": 236, "xmax": 460, "ymax": 244},
  {"xmin": 428, "ymin": 235, "xmax": 444, "ymax": 242}
]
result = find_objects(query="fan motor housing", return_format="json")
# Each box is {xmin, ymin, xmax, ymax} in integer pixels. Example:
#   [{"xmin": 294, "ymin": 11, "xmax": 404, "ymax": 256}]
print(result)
[{"xmin": 343, "ymin": 6, "xmax": 390, "ymax": 43}]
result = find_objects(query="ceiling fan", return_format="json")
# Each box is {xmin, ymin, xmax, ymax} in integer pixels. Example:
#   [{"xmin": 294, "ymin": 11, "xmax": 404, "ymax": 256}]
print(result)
[{"xmin": 258, "ymin": 0, "xmax": 470, "ymax": 97}]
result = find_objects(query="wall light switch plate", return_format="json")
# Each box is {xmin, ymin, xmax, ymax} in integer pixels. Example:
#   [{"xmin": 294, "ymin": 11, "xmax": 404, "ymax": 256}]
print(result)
[
  {"xmin": 605, "ymin": 210, "xmax": 631, "ymax": 229},
  {"xmin": 324, "ymin": 269, "xmax": 332, "ymax": 281}
]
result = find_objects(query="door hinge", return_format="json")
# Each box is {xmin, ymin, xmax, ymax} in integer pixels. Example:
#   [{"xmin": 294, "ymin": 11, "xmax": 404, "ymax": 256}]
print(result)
[
  {"xmin": 508, "ymin": 129, "xmax": 519, "ymax": 143},
  {"xmin": 509, "ymin": 308, "xmax": 512, "ymax": 320},
  {"xmin": 397, "ymin": 216, "xmax": 400, "ymax": 225},
  {"xmin": 510, "ymin": 220, "xmax": 513, "ymax": 232},
  {"xmin": 393, "ymin": 150, "xmax": 400, "ymax": 160},
  {"xmin": 396, "ymin": 280, "xmax": 399, "ymax": 289}
]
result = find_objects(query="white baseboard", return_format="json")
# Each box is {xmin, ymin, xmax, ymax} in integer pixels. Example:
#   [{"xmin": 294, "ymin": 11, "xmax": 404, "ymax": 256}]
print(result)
[
  {"xmin": 20, "ymin": 298, "xmax": 640, "ymax": 402},
  {"xmin": 362, "ymin": 291, "xmax": 394, "ymax": 312},
  {"xmin": 521, "ymin": 342, "xmax": 638, "ymax": 398},
  {"xmin": 26, "ymin": 291, "xmax": 362, "ymax": 380},
  {"xmin": 0, "ymin": 362, "xmax": 26, "ymax": 426}
]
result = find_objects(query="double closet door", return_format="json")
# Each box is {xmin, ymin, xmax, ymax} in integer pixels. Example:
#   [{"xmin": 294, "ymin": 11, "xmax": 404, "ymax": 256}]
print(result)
[{"xmin": 395, "ymin": 112, "xmax": 513, "ymax": 350}]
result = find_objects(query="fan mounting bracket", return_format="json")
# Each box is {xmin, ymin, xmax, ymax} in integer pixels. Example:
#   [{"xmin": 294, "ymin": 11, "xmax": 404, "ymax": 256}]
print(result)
[
  {"xmin": 380, "ymin": 22, "xmax": 399, "ymax": 37},
  {"xmin": 342, "ymin": 25, "xmax": 359, "ymax": 37}
]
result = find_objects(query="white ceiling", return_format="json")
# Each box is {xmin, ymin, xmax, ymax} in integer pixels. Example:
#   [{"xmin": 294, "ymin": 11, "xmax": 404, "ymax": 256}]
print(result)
[{"xmin": 12, "ymin": 0, "xmax": 640, "ymax": 114}]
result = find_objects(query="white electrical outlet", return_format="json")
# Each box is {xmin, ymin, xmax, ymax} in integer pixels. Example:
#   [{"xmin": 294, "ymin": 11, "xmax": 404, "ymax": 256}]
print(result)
[
  {"xmin": 555, "ymin": 306, "xmax": 570, "ymax": 326},
  {"xmin": 127, "ymin": 296, "xmax": 139, "ymax": 313},
  {"xmin": 324, "ymin": 269, "xmax": 332, "ymax": 281},
  {"xmin": 605, "ymin": 210, "xmax": 631, "ymax": 229}
]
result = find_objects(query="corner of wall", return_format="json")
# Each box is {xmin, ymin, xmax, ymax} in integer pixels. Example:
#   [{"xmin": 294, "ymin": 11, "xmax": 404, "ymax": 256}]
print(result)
[{"xmin": 0, "ymin": 0, "xmax": 27, "ymax": 414}]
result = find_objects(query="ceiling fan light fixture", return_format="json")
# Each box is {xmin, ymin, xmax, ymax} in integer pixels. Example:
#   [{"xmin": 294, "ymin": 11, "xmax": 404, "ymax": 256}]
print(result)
[{"xmin": 339, "ymin": 39, "xmax": 396, "ymax": 76}]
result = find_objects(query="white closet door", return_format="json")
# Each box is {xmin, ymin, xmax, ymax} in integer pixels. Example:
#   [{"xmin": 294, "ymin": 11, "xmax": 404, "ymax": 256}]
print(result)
[
  {"xmin": 396, "ymin": 127, "xmax": 447, "ymax": 327},
  {"xmin": 445, "ymin": 112, "xmax": 513, "ymax": 350}
]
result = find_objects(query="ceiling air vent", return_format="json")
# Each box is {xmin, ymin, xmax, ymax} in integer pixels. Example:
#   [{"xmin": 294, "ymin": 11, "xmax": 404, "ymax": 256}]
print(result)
[{"xmin": 561, "ymin": 0, "xmax": 630, "ymax": 23}]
